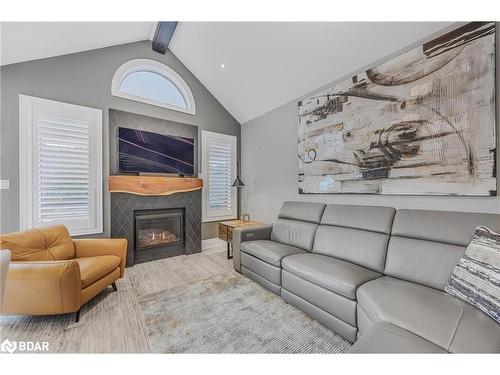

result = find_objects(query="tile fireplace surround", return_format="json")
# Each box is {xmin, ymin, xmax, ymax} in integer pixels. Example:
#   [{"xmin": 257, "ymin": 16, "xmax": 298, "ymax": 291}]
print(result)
[
  {"xmin": 108, "ymin": 109, "xmax": 202, "ymax": 266},
  {"xmin": 110, "ymin": 190, "xmax": 202, "ymax": 266}
]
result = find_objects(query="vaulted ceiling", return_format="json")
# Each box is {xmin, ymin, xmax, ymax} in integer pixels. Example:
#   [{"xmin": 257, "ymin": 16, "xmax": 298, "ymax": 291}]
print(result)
[
  {"xmin": 169, "ymin": 22, "xmax": 454, "ymax": 123},
  {"xmin": 0, "ymin": 22, "xmax": 156, "ymax": 65},
  {"xmin": 1, "ymin": 21, "xmax": 454, "ymax": 123}
]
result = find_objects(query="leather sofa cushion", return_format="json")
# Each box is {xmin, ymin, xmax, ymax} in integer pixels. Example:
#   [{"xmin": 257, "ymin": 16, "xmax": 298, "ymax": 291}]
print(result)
[
  {"xmin": 357, "ymin": 276, "xmax": 500, "ymax": 352},
  {"xmin": 0, "ymin": 225, "xmax": 74, "ymax": 261},
  {"xmin": 240, "ymin": 240, "xmax": 306, "ymax": 267},
  {"xmin": 384, "ymin": 236, "xmax": 465, "ymax": 290},
  {"xmin": 282, "ymin": 270, "xmax": 357, "ymax": 326},
  {"xmin": 320, "ymin": 204, "xmax": 395, "ymax": 234},
  {"xmin": 270, "ymin": 219, "xmax": 318, "ymax": 251},
  {"xmin": 313, "ymin": 225, "xmax": 389, "ymax": 273},
  {"xmin": 386, "ymin": 209, "xmax": 500, "ymax": 291},
  {"xmin": 241, "ymin": 252, "xmax": 281, "ymax": 285},
  {"xmin": 392, "ymin": 209, "xmax": 500, "ymax": 247},
  {"xmin": 278, "ymin": 201, "xmax": 326, "ymax": 223},
  {"xmin": 282, "ymin": 253, "xmax": 381, "ymax": 299},
  {"xmin": 357, "ymin": 276, "xmax": 461, "ymax": 349},
  {"xmin": 449, "ymin": 302, "xmax": 500, "ymax": 353},
  {"xmin": 349, "ymin": 322, "xmax": 446, "ymax": 353},
  {"xmin": 75, "ymin": 255, "xmax": 121, "ymax": 288}
]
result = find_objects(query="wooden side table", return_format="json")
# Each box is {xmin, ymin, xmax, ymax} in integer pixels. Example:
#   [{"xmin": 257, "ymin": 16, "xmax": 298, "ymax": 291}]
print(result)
[{"xmin": 218, "ymin": 220, "xmax": 262, "ymax": 259}]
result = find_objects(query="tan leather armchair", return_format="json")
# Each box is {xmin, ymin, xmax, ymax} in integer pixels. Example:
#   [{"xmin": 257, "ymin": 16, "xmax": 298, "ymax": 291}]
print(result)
[{"xmin": 0, "ymin": 225, "xmax": 127, "ymax": 322}]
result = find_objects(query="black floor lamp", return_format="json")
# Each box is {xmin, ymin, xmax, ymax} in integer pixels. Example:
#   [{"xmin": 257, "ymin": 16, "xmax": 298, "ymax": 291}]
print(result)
[{"xmin": 232, "ymin": 161, "xmax": 245, "ymax": 220}]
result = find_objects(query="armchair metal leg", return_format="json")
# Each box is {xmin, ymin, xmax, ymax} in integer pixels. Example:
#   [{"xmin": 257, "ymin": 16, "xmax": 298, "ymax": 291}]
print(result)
[
  {"xmin": 111, "ymin": 282, "xmax": 117, "ymax": 291},
  {"xmin": 75, "ymin": 309, "xmax": 80, "ymax": 323}
]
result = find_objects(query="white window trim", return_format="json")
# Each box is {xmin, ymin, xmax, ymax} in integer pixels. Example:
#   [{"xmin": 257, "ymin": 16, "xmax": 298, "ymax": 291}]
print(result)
[
  {"xmin": 19, "ymin": 94, "xmax": 103, "ymax": 236},
  {"xmin": 201, "ymin": 130, "xmax": 237, "ymax": 223},
  {"xmin": 111, "ymin": 59, "xmax": 196, "ymax": 115}
]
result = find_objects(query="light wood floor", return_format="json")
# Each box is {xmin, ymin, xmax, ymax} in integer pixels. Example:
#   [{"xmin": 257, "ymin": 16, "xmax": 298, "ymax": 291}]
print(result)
[{"xmin": 0, "ymin": 241, "xmax": 234, "ymax": 353}]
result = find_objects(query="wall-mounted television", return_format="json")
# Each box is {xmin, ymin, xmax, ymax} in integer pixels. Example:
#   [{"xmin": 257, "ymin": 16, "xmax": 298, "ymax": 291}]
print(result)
[{"xmin": 118, "ymin": 127, "xmax": 194, "ymax": 176}]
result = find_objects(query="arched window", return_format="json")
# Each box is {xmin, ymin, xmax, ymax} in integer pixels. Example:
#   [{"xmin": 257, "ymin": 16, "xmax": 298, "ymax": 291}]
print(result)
[{"xmin": 111, "ymin": 59, "xmax": 196, "ymax": 114}]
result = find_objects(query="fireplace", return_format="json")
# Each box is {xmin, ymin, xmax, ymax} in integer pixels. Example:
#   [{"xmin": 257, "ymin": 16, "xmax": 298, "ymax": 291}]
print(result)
[
  {"xmin": 133, "ymin": 208, "xmax": 186, "ymax": 263},
  {"xmin": 111, "ymin": 190, "xmax": 201, "ymax": 266}
]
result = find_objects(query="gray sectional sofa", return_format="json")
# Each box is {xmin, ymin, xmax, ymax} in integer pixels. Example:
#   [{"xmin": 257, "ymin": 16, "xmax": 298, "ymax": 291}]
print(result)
[{"xmin": 232, "ymin": 201, "xmax": 500, "ymax": 353}]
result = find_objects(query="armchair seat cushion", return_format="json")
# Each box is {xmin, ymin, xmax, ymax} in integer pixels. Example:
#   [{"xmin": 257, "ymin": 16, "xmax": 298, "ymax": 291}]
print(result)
[
  {"xmin": 75, "ymin": 255, "xmax": 121, "ymax": 288},
  {"xmin": 240, "ymin": 240, "xmax": 306, "ymax": 267},
  {"xmin": 282, "ymin": 253, "xmax": 381, "ymax": 299}
]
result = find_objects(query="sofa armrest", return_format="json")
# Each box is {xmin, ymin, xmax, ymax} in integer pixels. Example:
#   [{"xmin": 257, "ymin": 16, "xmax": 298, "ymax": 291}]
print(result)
[
  {"xmin": 73, "ymin": 238, "xmax": 127, "ymax": 277},
  {"xmin": 232, "ymin": 224, "xmax": 273, "ymax": 273},
  {"xmin": 1, "ymin": 260, "xmax": 81, "ymax": 315}
]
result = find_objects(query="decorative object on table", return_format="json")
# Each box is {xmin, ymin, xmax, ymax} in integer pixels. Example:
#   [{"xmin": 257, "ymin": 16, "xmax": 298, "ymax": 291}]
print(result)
[
  {"xmin": 445, "ymin": 226, "xmax": 500, "ymax": 324},
  {"xmin": 240, "ymin": 213, "xmax": 250, "ymax": 222},
  {"xmin": 219, "ymin": 220, "xmax": 262, "ymax": 260},
  {"xmin": 232, "ymin": 161, "xmax": 245, "ymax": 219},
  {"xmin": 298, "ymin": 22, "xmax": 496, "ymax": 196},
  {"xmin": 0, "ymin": 249, "xmax": 11, "ymax": 308}
]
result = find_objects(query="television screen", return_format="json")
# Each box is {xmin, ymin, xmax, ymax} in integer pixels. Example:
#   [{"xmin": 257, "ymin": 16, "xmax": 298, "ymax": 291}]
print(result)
[{"xmin": 118, "ymin": 127, "xmax": 194, "ymax": 175}]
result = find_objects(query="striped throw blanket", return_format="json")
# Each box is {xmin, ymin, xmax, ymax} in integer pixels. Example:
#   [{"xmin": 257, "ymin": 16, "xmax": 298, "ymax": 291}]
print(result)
[{"xmin": 445, "ymin": 226, "xmax": 500, "ymax": 324}]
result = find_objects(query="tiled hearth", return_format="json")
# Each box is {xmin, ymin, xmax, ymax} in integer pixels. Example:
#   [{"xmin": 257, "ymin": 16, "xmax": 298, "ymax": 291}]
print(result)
[{"xmin": 110, "ymin": 190, "xmax": 202, "ymax": 266}]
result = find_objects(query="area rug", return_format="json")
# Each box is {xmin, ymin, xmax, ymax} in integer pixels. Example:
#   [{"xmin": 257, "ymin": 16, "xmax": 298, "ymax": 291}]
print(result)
[{"xmin": 138, "ymin": 272, "xmax": 351, "ymax": 353}]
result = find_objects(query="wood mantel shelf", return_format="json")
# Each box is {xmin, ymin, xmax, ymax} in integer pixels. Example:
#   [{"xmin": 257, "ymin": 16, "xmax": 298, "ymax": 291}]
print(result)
[{"xmin": 108, "ymin": 175, "xmax": 203, "ymax": 196}]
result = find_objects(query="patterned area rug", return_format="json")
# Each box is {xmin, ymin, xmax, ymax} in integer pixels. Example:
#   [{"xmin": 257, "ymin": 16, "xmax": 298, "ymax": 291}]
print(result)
[{"xmin": 139, "ymin": 272, "xmax": 351, "ymax": 353}]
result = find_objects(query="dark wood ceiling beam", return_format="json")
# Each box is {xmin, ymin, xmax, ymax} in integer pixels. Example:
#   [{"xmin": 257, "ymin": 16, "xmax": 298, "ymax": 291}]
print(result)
[{"xmin": 152, "ymin": 22, "xmax": 178, "ymax": 54}]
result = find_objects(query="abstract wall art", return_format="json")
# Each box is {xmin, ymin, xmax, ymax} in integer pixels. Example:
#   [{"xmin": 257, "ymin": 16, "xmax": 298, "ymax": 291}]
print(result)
[{"xmin": 298, "ymin": 22, "xmax": 497, "ymax": 196}]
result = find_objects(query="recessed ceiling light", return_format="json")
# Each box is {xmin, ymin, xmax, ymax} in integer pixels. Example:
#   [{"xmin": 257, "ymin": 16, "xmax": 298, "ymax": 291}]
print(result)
[{"xmin": 220, "ymin": 64, "xmax": 225, "ymax": 69}]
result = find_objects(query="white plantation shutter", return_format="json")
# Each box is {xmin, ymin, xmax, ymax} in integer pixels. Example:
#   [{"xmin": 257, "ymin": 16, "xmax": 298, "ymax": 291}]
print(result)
[
  {"xmin": 20, "ymin": 95, "xmax": 102, "ymax": 235},
  {"xmin": 202, "ymin": 131, "xmax": 237, "ymax": 222},
  {"xmin": 36, "ymin": 117, "xmax": 91, "ymax": 225},
  {"xmin": 208, "ymin": 142, "xmax": 232, "ymax": 209}
]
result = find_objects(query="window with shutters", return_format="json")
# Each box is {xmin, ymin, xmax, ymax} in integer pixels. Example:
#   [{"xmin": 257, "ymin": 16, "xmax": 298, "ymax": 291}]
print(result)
[
  {"xmin": 19, "ymin": 95, "xmax": 103, "ymax": 235},
  {"xmin": 201, "ymin": 130, "xmax": 237, "ymax": 222}
]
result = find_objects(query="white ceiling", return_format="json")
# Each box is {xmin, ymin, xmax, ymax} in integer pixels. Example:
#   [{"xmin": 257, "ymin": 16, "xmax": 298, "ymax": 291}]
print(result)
[
  {"xmin": 1, "ymin": 22, "xmax": 454, "ymax": 124},
  {"xmin": 169, "ymin": 22, "xmax": 454, "ymax": 124},
  {"xmin": 0, "ymin": 22, "xmax": 155, "ymax": 66}
]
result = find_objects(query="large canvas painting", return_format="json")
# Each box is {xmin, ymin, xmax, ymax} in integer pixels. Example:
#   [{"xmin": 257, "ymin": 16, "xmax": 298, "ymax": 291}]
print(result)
[{"xmin": 298, "ymin": 22, "xmax": 497, "ymax": 196}]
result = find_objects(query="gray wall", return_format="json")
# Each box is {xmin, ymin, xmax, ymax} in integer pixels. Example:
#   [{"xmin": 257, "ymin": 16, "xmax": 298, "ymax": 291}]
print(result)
[
  {"xmin": 0, "ymin": 40, "xmax": 240, "ymax": 238},
  {"xmin": 241, "ymin": 23, "xmax": 500, "ymax": 223}
]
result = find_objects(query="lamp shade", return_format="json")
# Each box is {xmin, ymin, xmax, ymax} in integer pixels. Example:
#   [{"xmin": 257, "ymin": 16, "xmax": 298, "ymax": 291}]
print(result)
[{"xmin": 232, "ymin": 176, "xmax": 245, "ymax": 187}]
